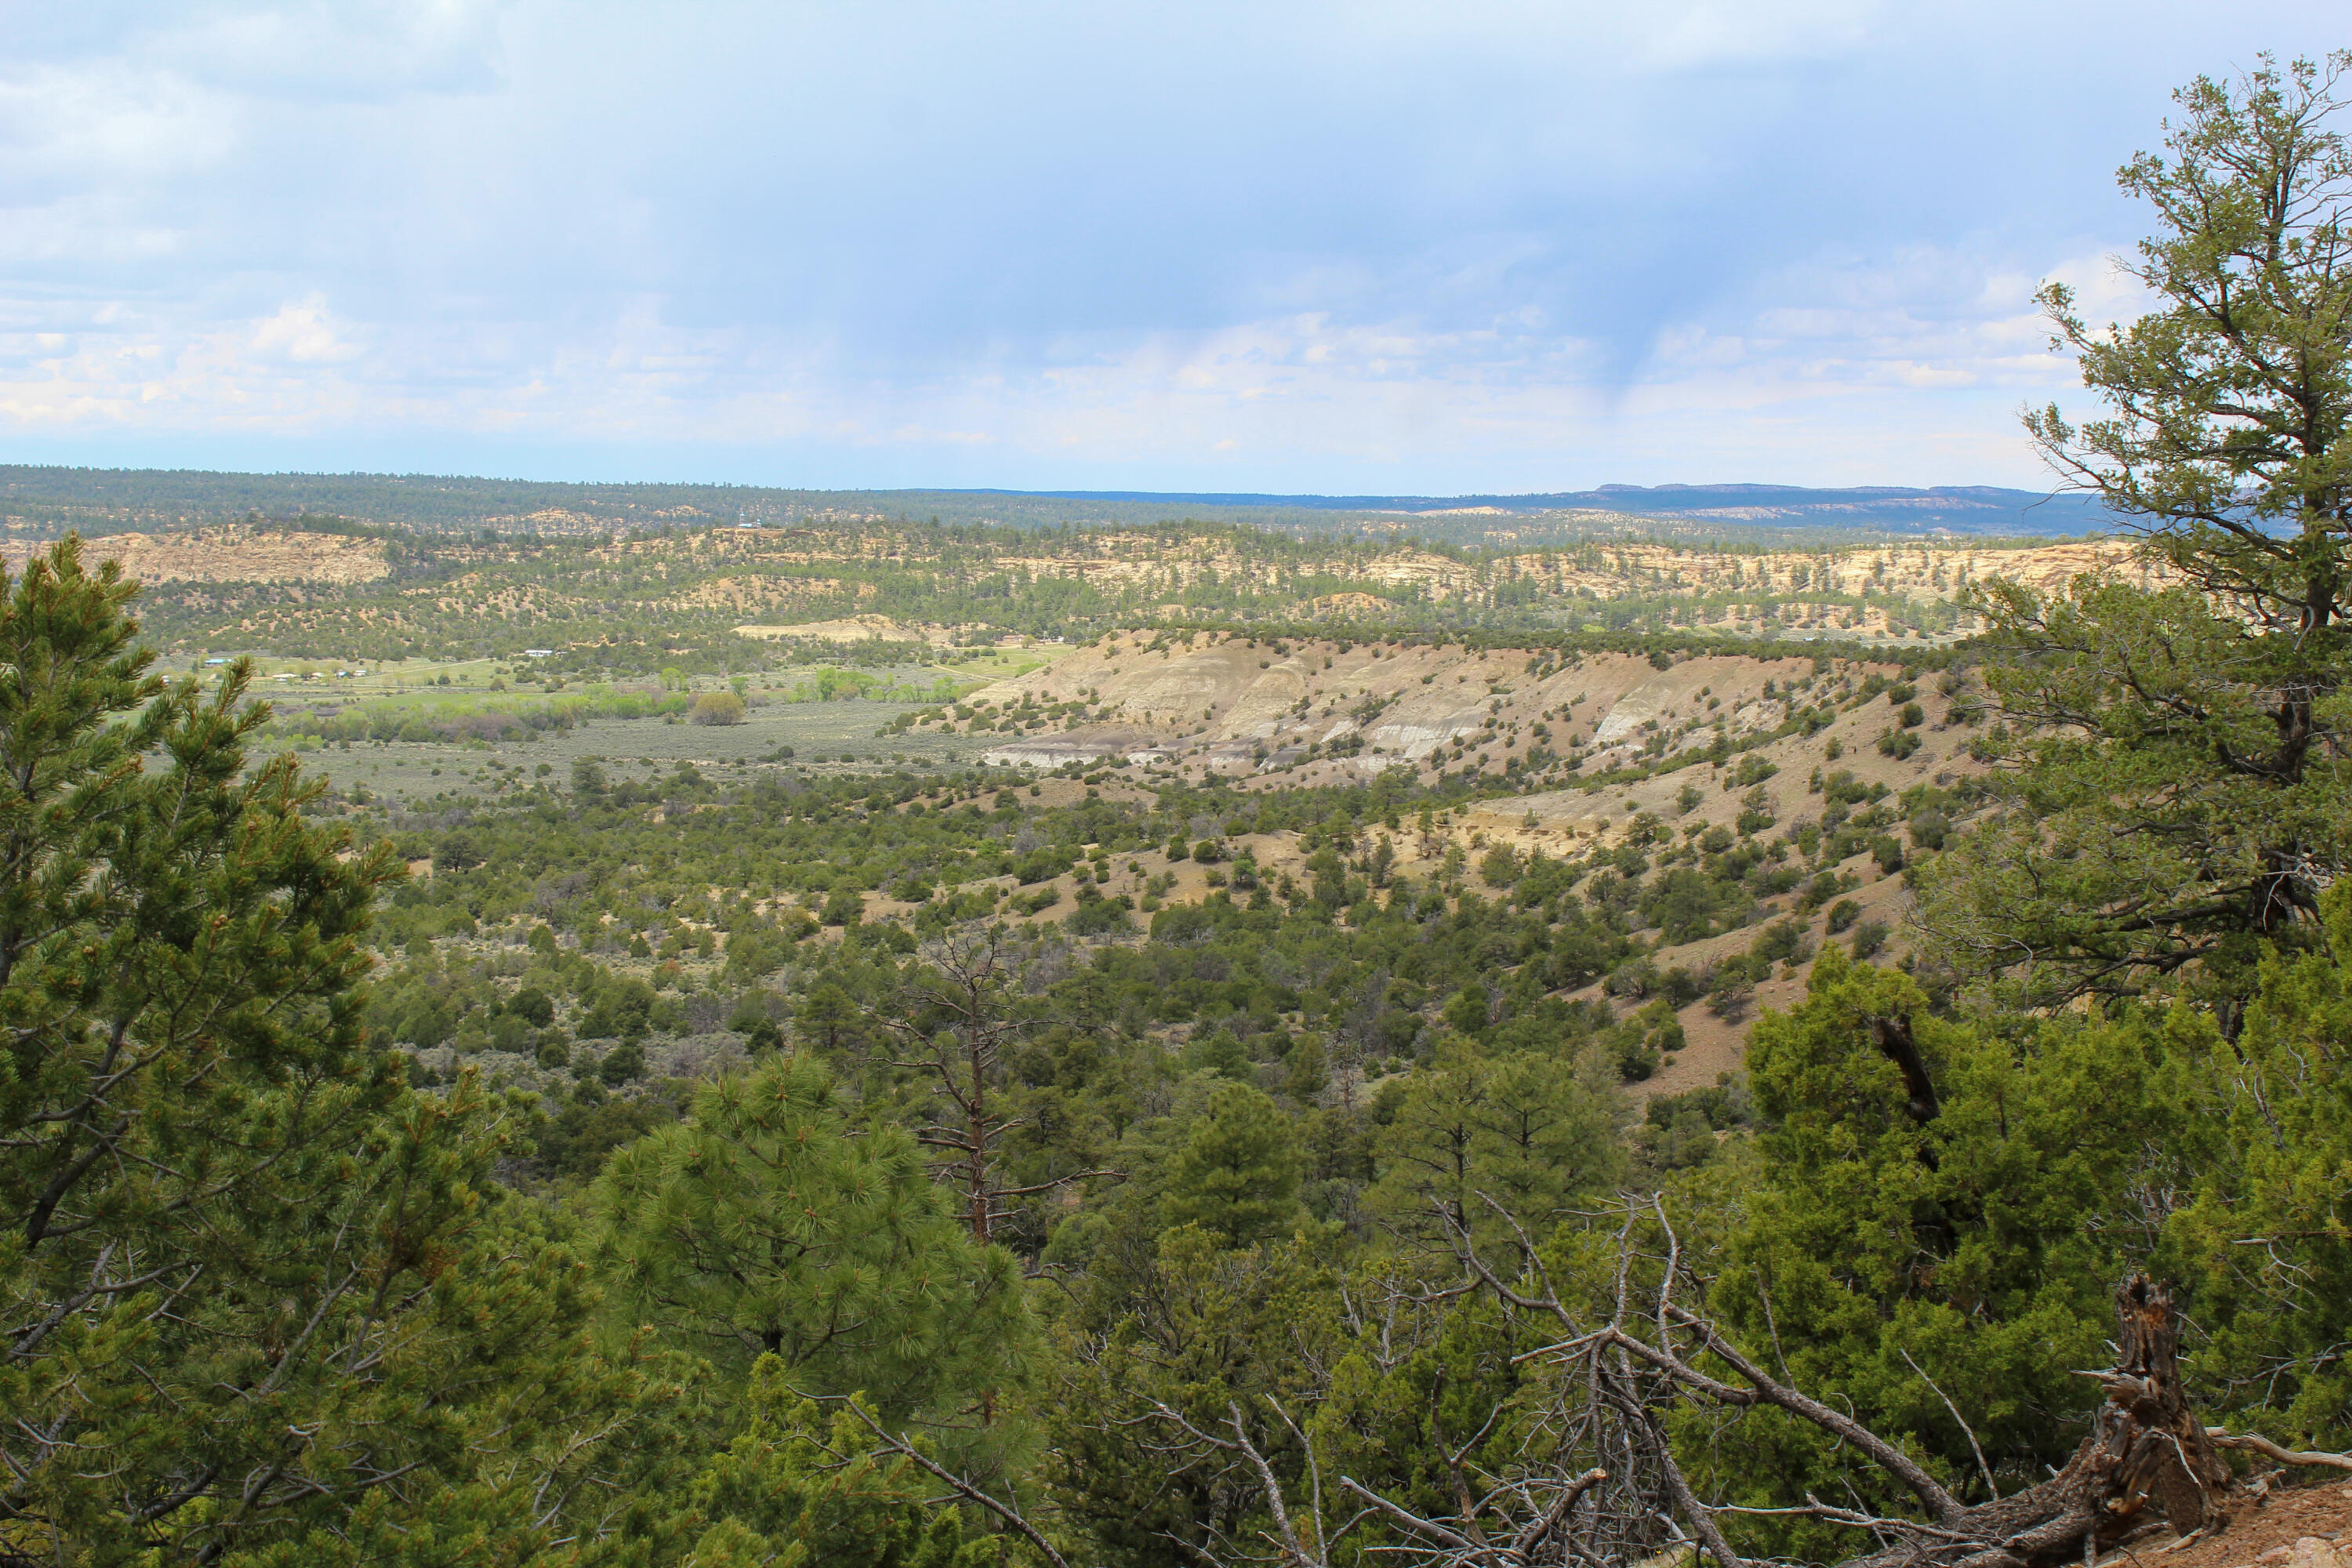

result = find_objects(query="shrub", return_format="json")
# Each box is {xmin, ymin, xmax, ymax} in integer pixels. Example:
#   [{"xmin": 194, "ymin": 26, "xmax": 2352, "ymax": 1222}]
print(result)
[
  {"xmin": 1604, "ymin": 957, "xmax": 1659, "ymax": 1000},
  {"xmin": 691, "ymin": 691, "xmax": 746, "ymax": 725},
  {"xmin": 597, "ymin": 1040, "xmax": 646, "ymax": 1086},
  {"xmin": 1066, "ymin": 897, "xmax": 1132, "ymax": 935},
  {"xmin": 1749, "ymin": 917, "xmax": 1808, "ymax": 966},
  {"xmin": 1705, "ymin": 978, "xmax": 1755, "ymax": 1022}
]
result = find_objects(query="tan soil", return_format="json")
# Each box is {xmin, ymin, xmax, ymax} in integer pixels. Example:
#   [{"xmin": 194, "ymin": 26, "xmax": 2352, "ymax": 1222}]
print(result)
[
  {"xmin": 2143, "ymin": 1482, "xmax": 2351, "ymax": 1568},
  {"xmin": 6, "ymin": 527, "xmax": 390, "ymax": 586}
]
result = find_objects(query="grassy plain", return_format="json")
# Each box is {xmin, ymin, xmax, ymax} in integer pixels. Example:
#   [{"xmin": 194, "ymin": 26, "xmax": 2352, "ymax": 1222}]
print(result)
[{"xmin": 307, "ymin": 699, "xmax": 1000, "ymax": 805}]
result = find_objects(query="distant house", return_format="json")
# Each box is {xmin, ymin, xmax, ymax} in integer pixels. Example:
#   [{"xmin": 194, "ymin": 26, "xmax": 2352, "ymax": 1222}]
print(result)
[{"xmin": 524, "ymin": 648, "xmax": 555, "ymax": 658}]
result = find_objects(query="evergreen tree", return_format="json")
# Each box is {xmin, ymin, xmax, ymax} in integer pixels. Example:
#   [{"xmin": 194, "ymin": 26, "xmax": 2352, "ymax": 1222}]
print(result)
[
  {"xmin": 592, "ymin": 1054, "xmax": 1029, "ymax": 1416},
  {"xmin": 1932, "ymin": 54, "xmax": 2352, "ymax": 1004},
  {"xmin": 1703, "ymin": 946, "xmax": 2187, "ymax": 1558},
  {"xmin": 1160, "ymin": 1081, "xmax": 1304, "ymax": 1246},
  {"xmin": 1367, "ymin": 1038, "xmax": 1618, "ymax": 1240},
  {"xmin": 2162, "ymin": 882, "xmax": 2352, "ymax": 1452},
  {"xmin": 680, "ymin": 1359, "xmax": 993, "ymax": 1567},
  {"xmin": 0, "ymin": 540, "xmax": 608, "ymax": 1563}
]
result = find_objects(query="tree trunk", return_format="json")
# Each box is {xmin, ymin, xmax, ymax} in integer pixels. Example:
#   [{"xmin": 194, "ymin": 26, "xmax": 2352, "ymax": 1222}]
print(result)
[{"xmin": 1842, "ymin": 1276, "xmax": 2230, "ymax": 1568}]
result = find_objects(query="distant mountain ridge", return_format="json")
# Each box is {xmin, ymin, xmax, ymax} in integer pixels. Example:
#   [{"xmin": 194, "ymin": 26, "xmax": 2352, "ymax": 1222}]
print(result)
[
  {"xmin": 1007, "ymin": 483, "xmax": 2115, "ymax": 535},
  {"xmin": 0, "ymin": 466, "xmax": 2113, "ymax": 542}
]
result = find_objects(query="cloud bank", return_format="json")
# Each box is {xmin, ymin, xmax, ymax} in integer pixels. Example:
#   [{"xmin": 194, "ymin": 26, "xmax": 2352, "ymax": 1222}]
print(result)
[{"xmin": 0, "ymin": 0, "xmax": 2337, "ymax": 490}]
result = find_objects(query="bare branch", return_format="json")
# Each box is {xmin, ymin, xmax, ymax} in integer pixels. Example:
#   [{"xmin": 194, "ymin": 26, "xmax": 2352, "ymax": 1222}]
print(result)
[{"xmin": 2205, "ymin": 1429, "xmax": 2352, "ymax": 1471}]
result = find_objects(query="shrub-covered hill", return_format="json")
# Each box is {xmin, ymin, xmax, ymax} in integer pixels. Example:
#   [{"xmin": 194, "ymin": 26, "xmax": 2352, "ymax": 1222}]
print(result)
[{"xmin": 2, "ymin": 515, "xmax": 2163, "ymax": 664}]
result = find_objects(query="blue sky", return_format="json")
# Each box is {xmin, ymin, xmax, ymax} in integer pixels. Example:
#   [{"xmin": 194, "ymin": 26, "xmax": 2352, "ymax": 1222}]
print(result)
[{"xmin": 0, "ymin": 2, "xmax": 2341, "ymax": 493}]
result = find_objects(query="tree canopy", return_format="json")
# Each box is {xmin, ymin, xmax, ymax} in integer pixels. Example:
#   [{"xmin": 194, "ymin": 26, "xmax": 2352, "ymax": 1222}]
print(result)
[{"xmin": 1932, "ymin": 53, "xmax": 2352, "ymax": 1004}]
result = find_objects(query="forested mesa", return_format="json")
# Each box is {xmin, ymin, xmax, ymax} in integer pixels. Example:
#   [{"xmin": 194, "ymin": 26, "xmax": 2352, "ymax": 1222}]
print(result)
[{"xmin": 4, "ymin": 51, "xmax": 2352, "ymax": 1568}]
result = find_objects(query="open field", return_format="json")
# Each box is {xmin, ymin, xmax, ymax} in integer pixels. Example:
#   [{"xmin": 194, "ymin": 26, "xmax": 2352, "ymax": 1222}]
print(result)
[{"xmin": 301, "ymin": 699, "xmax": 1000, "ymax": 805}]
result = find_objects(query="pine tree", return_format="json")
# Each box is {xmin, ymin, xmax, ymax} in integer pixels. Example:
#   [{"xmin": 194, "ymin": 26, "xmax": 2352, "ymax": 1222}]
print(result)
[
  {"xmin": 1932, "ymin": 55, "xmax": 2352, "ymax": 1005},
  {"xmin": 680, "ymin": 1359, "xmax": 995, "ymax": 1567},
  {"xmin": 1367, "ymin": 1039, "xmax": 1618, "ymax": 1241},
  {"xmin": 592, "ymin": 1053, "xmax": 1029, "ymax": 1417},
  {"xmin": 0, "ymin": 539, "xmax": 611, "ymax": 1563},
  {"xmin": 1161, "ymin": 1082, "xmax": 1303, "ymax": 1246}
]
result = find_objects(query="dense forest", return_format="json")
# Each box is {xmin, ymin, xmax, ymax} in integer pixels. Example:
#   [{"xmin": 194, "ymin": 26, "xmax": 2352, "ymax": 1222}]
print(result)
[{"xmin": 2, "ymin": 53, "xmax": 2350, "ymax": 1568}]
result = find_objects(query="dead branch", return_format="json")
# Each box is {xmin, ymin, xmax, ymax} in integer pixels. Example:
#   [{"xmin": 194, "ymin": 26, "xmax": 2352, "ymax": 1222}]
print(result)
[
  {"xmin": 822, "ymin": 1394, "xmax": 1075, "ymax": 1568},
  {"xmin": 2205, "ymin": 1430, "xmax": 2352, "ymax": 1472},
  {"xmin": 1451, "ymin": 1203, "xmax": 2234, "ymax": 1568}
]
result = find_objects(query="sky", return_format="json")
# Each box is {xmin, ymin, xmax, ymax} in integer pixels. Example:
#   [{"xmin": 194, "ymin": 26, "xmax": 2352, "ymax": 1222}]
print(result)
[{"xmin": 0, "ymin": 2, "xmax": 2343, "ymax": 495}]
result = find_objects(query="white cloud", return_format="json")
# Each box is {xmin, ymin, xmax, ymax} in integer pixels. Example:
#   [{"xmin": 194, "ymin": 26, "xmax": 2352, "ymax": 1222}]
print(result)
[
  {"xmin": 248, "ymin": 297, "xmax": 364, "ymax": 364},
  {"xmin": 0, "ymin": 0, "xmax": 2315, "ymax": 489},
  {"xmin": 0, "ymin": 61, "xmax": 238, "ymax": 190},
  {"xmin": 131, "ymin": 1, "xmax": 511, "ymax": 100},
  {"xmin": 0, "ymin": 228, "xmax": 2143, "ymax": 488}
]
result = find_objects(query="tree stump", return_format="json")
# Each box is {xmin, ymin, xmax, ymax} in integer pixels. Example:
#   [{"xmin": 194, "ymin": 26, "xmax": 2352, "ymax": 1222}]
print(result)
[{"xmin": 1842, "ymin": 1276, "xmax": 2230, "ymax": 1568}]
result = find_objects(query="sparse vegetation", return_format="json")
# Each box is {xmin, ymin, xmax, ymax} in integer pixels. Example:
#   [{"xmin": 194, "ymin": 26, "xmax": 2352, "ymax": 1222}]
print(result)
[{"xmin": 5, "ymin": 53, "xmax": 2350, "ymax": 1568}]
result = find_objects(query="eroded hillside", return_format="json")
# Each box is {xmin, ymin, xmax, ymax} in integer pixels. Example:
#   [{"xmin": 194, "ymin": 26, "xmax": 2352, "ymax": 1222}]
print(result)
[
  {"xmin": 45, "ymin": 519, "xmax": 2161, "ymax": 662},
  {"xmin": 927, "ymin": 632, "xmax": 1979, "ymax": 1101},
  {"xmin": 2, "ymin": 526, "xmax": 390, "ymax": 586},
  {"xmin": 947, "ymin": 631, "xmax": 1964, "ymax": 790}
]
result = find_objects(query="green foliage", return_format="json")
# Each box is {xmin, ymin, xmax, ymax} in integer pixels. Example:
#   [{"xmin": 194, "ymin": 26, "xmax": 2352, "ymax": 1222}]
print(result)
[
  {"xmin": 1041, "ymin": 1230, "xmax": 1338, "ymax": 1568},
  {"xmin": 1368, "ymin": 1040, "xmax": 1620, "ymax": 1237},
  {"xmin": 2163, "ymin": 884, "xmax": 2352, "ymax": 1449},
  {"xmin": 2028, "ymin": 53, "xmax": 2352, "ymax": 625},
  {"xmin": 0, "ymin": 64, "xmax": 2336, "ymax": 1566},
  {"xmin": 593, "ymin": 1054, "xmax": 1029, "ymax": 1413},
  {"xmin": 1712, "ymin": 946, "xmax": 2187, "ymax": 1548},
  {"xmin": 690, "ymin": 689, "xmax": 747, "ymax": 726},
  {"xmin": 1162, "ymin": 1082, "xmax": 1306, "ymax": 1245},
  {"xmin": 1959, "ymin": 56, "xmax": 2352, "ymax": 1003},
  {"xmin": 0, "ymin": 540, "xmax": 623, "ymax": 1563},
  {"xmin": 681, "ymin": 1362, "xmax": 994, "ymax": 1567},
  {"xmin": 1927, "ymin": 581, "xmax": 2352, "ymax": 1002}
]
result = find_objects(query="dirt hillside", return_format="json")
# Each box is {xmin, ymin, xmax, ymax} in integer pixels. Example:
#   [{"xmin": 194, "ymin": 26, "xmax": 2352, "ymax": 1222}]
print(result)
[
  {"xmin": 957, "ymin": 631, "xmax": 1944, "ymax": 794},
  {"xmin": 5, "ymin": 527, "xmax": 390, "ymax": 586},
  {"xmin": 924, "ymin": 630, "xmax": 1980, "ymax": 1102},
  {"xmin": 2154, "ymin": 1483, "xmax": 2350, "ymax": 1568}
]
